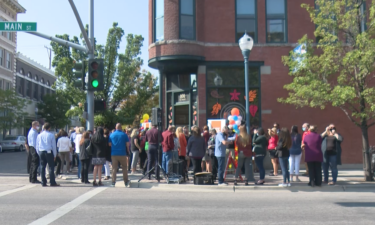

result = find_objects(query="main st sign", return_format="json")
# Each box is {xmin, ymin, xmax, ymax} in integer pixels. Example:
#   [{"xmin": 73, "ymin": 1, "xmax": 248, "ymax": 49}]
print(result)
[{"xmin": 0, "ymin": 22, "xmax": 37, "ymax": 32}]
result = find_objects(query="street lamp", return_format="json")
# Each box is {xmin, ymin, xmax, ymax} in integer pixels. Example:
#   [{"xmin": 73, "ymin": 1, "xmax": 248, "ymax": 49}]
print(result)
[{"xmin": 239, "ymin": 32, "xmax": 254, "ymax": 133}]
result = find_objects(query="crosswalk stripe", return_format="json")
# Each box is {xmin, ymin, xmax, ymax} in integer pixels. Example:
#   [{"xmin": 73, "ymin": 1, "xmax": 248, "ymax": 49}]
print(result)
[{"xmin": 0, "ymin": 184, "xmax": 36, "ymax": 197}]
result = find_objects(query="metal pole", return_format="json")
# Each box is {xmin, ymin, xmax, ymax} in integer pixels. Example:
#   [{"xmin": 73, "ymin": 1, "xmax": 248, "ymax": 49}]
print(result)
[
  {"xmin": 27, "ymin": 32, "xmax": 88, "ymax": 52},
  {"xmin": 242, "ymin": 50, "xmax": 251, "ymax": 133},
  {"xmin": 68, "ymin": 0, "xmax": 93, "ymax": 52},
  {"xmin": 86, "ymin": 0, "xmax": 94, "ymax": 131}
]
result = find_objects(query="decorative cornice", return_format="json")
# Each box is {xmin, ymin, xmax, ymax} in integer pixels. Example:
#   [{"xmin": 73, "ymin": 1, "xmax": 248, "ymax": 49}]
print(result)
[
  {"xmin": 1, "ymin": 0, "xmax": 26, "ymax": 13},
  {"xmin": 16, "ymin": 52, "xmax": 56, "ymax": 78},
  {"xmin": 149, "ymin": 39, "xmax": 299, "ymax": 49}
]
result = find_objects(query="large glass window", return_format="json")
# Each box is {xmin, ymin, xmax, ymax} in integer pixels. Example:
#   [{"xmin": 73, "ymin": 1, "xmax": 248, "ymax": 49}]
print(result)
[
  {"xmin": 26, "ymin": 81, "xmax": 31, "ymax": 98},
  {"xmin": 167, "ymin": 74, "xmax": 191, "ymax": 90},
  {"xmin": 33, "ymin": 83, "xmax": 38, "ymax": 100},
  {"xmin": 0, "ymin": 49, "xmax": 3, "ymax": 66},
  {"xmin": 154, "ymin": 0, "xmax": 164, "ymax": 42},
  {"xmin": 17, "ymin": 77, "xmax": 24, "ymax": 96},
  {"xmin": 180, "ymin": 0, "xmax": 195, "ymax": 40},
  {"xmin": 236, "ymin": 0, "xmax": 256, "ymax": 42},
  {"xmin": 266, "ymin": 0, "xmax": 287, "ymax": 43}
]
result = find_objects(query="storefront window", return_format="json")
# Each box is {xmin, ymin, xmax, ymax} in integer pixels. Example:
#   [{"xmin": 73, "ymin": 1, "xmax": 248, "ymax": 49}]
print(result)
[{"xmin": 206, "ymin": 66, "xmax": 261, "ymax": 127}]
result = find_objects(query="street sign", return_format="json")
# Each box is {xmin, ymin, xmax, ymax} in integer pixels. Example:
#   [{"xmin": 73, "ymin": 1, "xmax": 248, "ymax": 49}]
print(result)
[{"xmin": 0, "ymin": 22, "xmax": 37, "ymax": 32}]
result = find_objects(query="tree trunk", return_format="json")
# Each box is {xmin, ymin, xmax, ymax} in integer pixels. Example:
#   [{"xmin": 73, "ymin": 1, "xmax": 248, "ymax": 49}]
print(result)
[{"xmin": 360, "ymin": 120, "xmax": 374, "ymax": 181}]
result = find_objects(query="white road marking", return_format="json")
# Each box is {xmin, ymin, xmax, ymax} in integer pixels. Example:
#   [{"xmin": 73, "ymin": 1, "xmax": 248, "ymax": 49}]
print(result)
[
  {"xmin": 28, "ymin": 187, "xmax": 107, "ymax": 225},
  {"xmin": 0, "ymin": 184, "xmax": 36, "ymax": 197}
]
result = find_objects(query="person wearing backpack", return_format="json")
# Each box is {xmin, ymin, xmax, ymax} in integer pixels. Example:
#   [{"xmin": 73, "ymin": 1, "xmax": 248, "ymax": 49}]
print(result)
[{"xmin": 234, "ymin": 125, "xmax": 254, "ymax": 186}]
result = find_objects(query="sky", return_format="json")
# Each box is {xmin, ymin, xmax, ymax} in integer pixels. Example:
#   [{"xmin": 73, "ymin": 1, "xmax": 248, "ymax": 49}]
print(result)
[{"xmin": 17, "ymin": 0, "xmax": 158, "ymax": 76}]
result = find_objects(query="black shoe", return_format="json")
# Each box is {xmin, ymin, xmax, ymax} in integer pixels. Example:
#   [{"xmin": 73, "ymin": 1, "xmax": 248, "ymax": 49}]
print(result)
[
  {"xmin": 98, "ymin": 181, "xmax": 103, "ymax": 186},
  {"xmin": 111, "ymin": 182, "xmax": 116, "ymax": 187},
  {"xmin": 92, "ymin": 181, "xmax": 97, "ymax": 186},
  {"xmin": 245, "ymin": 182, "xmax": 249, "ymax": 186},
  {"xmin": 50, "ymin": 183, "xmax": 60, "ymax": 187},
  {"xmin": 32, "ymin": 180, "xmax": 41, "ymax": 184},
  {"xmin": 234, "ymin": 180, "xmax": 238, "ymax": 186},
  {"xmin": 125, "ymin": 181, "xmax": 130, "ymax": 187},
  {"xmin": 41, "ymin": 183, "xmax": 47, "ymax": 187}
]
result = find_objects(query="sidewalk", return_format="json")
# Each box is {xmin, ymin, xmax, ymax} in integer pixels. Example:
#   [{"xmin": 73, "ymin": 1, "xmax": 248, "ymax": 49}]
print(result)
[{"xmin": 61, "ymin": 168, "xmax": 375, "ymax": 191}]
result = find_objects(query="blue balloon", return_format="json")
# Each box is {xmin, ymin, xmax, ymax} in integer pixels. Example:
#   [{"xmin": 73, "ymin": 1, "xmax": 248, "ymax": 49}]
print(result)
[
  {"xmin": 233, "ymin": 124, "xmax": 238, "ymax": 130},
  {"xmin": 233, "ymin": 115, "xmax": 238, "ymax": 121},
  {"xmin": 148, "ymin": 119, "xmax": 151, "ymax": 122},
  {"xmin": 235, "ymin": 129, "xmax": 240, "ymax": 134}
]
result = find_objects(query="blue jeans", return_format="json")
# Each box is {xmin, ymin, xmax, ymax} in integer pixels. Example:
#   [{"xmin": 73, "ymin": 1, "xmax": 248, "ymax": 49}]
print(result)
[
  {"xmin": 162, "ymin": 150, "xmax": 173, "ymax": 174},
  {"xmin": 323, "ymin": 155, "xmax": 338, "ymax": 182},
  {"xmin": 39, "ymin": 151, "xmax": 56, "ymax": 185},
  {"xmin": 77, "ymin": 154, "xmax": 81, "ymax": 179},
  {"xmin": 217, "ymin": 157, "xmax": 226, "ymax": 184},
  {"xmin": 279, "ymin": 157, "xmax": 290, "ymax": 183},
  {"xmin": 255, "ymin": 156, "xmax": 265, "ymax": 180}
]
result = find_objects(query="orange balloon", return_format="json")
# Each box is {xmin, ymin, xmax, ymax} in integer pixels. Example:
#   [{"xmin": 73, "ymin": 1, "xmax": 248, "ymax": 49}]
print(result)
[
  {"xmin": 229, "ymin": 120, "xmax": 235, "ymax": 125},
  {"xmin": 231, "ymin": 108, "xmax": 240, "ymax": 116}
]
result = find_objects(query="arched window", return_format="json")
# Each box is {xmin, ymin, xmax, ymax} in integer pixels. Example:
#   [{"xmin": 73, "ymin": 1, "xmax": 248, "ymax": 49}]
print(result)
[
  {"xmin": 19, "ymin": 68, "xmax": 24, "ymax": 75},
  {"xmin": 34, "ymin": 75, "xmax": 38, "ymax": 81},
  {"xmin": 40, "ymin": 78, "xmax": 44, "ymax": 84},
  {"xmin": 46, "ymin": 81, "xmax": 50, "ymax": 86},
  {"xmin": 27, "ymin": 72, "xmax": 32, "ymax": 78}
]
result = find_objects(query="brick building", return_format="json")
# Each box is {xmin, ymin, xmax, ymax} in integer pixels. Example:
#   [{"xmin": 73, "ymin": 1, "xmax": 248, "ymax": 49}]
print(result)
[{"xmin": 147, "ymin": 0, "xmax": 371, "ymax": 165}]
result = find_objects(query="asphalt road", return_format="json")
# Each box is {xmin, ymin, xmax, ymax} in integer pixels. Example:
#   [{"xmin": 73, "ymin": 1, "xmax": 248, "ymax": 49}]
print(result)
[{"xmin": 1, "ymin": 152, "xmax": 375, "ymax": 225}]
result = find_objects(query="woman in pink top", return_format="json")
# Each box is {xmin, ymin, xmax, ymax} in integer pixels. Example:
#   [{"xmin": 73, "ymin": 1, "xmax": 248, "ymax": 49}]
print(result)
[{"xmin": 268, "ymin": 128, "xmax": 279, "ymax": 176}]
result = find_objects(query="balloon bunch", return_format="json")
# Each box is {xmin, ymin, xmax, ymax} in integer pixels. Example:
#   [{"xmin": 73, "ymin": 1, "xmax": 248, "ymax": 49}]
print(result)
[
  {"xmin": 228, "ymin": 108, "xmax": 242, "ymax": 134},
  {"xmin": 142, "ymin": 114, "xmax": 150, "ymax": 123}
]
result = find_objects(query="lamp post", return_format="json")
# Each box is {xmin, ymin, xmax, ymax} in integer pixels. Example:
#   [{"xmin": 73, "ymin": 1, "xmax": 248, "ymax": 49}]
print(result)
[{"xmin": 239, "ymin": 33, "xmax": 254, "ymax": 133}]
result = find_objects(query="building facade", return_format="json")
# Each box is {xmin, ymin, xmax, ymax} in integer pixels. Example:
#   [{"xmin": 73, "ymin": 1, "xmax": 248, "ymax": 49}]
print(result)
[
  {"xmin": 15, "ymin": 53, "xmax": 56, "ymax": 136},
  {"xmin": 0, "ymin": 0, "xmax": 25, "ymax": 91},
  {"xmin": 148, "ymin": 0, "xmax": 372, "ymax": 165}
]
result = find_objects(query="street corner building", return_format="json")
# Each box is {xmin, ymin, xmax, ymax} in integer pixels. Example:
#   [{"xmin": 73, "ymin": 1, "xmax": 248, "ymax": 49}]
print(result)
[{"xmin": 147, "ymin": 0, "xmax": 374, "ymax": 166}]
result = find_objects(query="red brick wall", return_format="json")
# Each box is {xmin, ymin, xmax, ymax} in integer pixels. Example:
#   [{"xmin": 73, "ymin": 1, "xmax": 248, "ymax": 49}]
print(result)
[{"xmin": 148, "ymin": 0, "xmax": 374, "ymax": 164}]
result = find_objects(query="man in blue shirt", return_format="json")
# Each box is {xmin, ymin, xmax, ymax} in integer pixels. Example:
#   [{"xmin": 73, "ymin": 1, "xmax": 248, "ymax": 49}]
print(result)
[
  {"xmin": 36, "ymin": 122, "xmax": 59, "ymax": 187},
  {"xmin": 28, "ymin": 121, "xmax": 40, "ymax": 184},
  {"xmin": 215, "ymin": 126, "xmax": 233, "ymax": 186},
  {"xmin": 109, "ymin": 123, "xmax": 130, "ymax": 187}
]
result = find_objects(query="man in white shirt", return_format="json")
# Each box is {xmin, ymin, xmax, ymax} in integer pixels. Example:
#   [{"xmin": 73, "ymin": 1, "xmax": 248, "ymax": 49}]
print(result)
[
  {"xmin": 36, "ymin": 122, "xmax": 59, "ymax": 187},
  {"xmin": 28, "ymin": 121, "xmax": 40, "ymax": 183}
]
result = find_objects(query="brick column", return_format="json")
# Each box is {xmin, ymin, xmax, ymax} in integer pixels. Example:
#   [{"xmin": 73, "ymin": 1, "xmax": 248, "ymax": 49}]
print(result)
[{"xmin": 197, "ymin": 65, "xmax": 206, "ymax": 128}]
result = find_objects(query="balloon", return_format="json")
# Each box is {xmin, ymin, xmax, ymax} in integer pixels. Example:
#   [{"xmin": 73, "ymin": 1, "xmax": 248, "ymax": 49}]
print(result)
[
  {"xmin": 143, "ymin": 114, "xmax": 149, "ymax": 120},
  {"xmin": 229, "ymin": 120, "xmax": 235, "ymax": 125},
  {"xmin": 144, "ymin": 119, "xmax": 148, "ymax": 123},
  {"xmin": 235, "ymin": 129, "xmax": 240, "ymax": 134},
  {"xmin": 237, "ymin": 116, "xmax": 242, "ymax": 121},
  {"xmin": 232, "ymin": 115, "xmax": 238, "ymax": 121},
  {"xmin": 233, "ymin": 124, "xmax": 238, "ymax": 130},
  {"xmin": 228, "ymin": 116, "xmax": 233, "ymax": 121},
  {"xmin": 229, "ymin": 164, "xmax": 232, "ymax": 169},
  {"xmin": 235, "ymin": 120, "xmax": 241, "ymax": 126},
  {"xmin": 231, "ymin": 108, "xmax": 240, "ymax": 116},
  {"xmin": 148, "ymin": 119, "xmax": 151, "ymax": 122}
]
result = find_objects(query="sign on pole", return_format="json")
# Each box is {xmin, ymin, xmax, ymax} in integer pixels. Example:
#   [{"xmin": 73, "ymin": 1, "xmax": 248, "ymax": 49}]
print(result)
[{"xmin": 0, "ymin": 22, "xmax": 37, "ymax": 32}]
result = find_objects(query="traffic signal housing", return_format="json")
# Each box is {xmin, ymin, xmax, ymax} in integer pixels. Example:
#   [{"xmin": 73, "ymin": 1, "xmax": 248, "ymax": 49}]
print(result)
[
  {"xmin": 84, "ymin": 100, "xmax": 106, "ymax": 113},
  {"xmin": 73, "ymin": 61, "xmax": 86, "ymax": 90},
  {"xmin": 151, "ymin": 108, "xmax": 162, "ymax": 126},
  {"xmin": 88, "ymin": 58, "xmax": 104, "ymax": 91}
]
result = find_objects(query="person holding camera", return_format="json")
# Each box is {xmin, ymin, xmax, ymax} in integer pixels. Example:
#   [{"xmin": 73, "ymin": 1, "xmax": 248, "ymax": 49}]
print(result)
[
  {"xmin": 215, "ymin": 126, "xmax": 233, "ymax": 186},
  {"xmin": 321, "ymin": 124, "xmax": 343, "ymax": 185},
  {"xmin": 268, "ymin": 127, "xmax": 279, "ymax": 176}
]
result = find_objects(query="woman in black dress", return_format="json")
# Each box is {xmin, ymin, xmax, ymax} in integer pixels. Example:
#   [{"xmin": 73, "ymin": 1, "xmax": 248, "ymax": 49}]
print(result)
[
  {"xmin": 79, "ymin": 132, "xmax": 91, "ymax": 184},
  {"xmin": 90, "ymin": 127, "xmax": 108, "ymax": 186}
]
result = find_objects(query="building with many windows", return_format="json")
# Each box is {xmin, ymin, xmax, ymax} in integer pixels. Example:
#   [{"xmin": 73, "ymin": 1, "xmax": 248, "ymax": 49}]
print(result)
[
  {"xmin": 14, "ymin": 53, "xmax": 56, "ymax": 136},
  {"xmin": 0, "ymin": 0, "xmax": 25, "ymax": 91},
  {"xmin": 148, "ymin": 0, "xmax": 370, "ymax": 165}
]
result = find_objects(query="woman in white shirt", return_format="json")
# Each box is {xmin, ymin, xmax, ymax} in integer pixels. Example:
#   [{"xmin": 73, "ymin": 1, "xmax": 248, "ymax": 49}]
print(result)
[
  {"xmin": 74, "ymin": 127, "xmax": 85, "ymax": 179},
  {"xmin": 57, "ymin": 131, "xmax": 72, "ymax": 175}
]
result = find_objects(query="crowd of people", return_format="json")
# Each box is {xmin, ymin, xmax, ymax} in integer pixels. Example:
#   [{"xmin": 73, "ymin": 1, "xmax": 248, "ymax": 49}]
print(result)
[{"xmin": 25, "ymin": 119, "xmax": 343, "ymax": 188}]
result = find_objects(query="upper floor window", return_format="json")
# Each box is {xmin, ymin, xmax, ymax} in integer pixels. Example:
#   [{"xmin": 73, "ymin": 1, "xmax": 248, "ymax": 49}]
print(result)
[
  {"xmin": 154, "ymin": 0, "xmax": 164, "ymax": 42},
  {"xmin": 7, "ymin": 32, "xmax": 12, "ymax": 41},
  {"xmin": 180, "ymin": 0, "xmax": 195, "ymax": 40},
  {"xmin": 236, "ymin": 0, "xmax": 257, "ymax": 42},
  {"xmin": 19, "ymin": 68, "xmax": 24, "ymax": 75},
  {"xmin": 6, "ymin": 51, "xmax": 10, "ymax": 69},
  {"xmin": 40, "ymin": 78, "xmax": 44, "ymax": 84},
  {"xmin": 27, "ymin": 72, "xmax": 32, "ymax": 78},
  {"xmin": 266, "ymin": 0, "xmax": 287, "ymax": 43},
  {"xmin": 0, "ymin": 49, "xmax": 3, "ymax": 66},
  {"xmin": 46, "ymin": 80, "xmax": 50, "ymax": 86},
  {"xmin": 6, "ymin": 82, "xmax": 10, "ymax": 90},
  {"xmin": 34, "ymin": 75, "xmax": 38, "ymax": 81}
]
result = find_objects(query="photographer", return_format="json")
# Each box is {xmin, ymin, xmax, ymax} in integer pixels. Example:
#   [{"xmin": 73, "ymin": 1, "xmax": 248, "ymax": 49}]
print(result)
[{"xmin": 321, "ymin": 124, "xmax": 343, "ymax": 185}]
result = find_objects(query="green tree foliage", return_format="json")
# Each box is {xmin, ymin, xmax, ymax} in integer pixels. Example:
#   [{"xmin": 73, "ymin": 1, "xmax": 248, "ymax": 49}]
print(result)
[
  {"xmin": 51, "ymin": 23, "xmax": 158, "ymax": 129},
  {"xmin": 0, "ymin": 89, "xmax": 29, "ymax": 135},
  {"xmin": 281, "ymin": 0, "xmax": 375, "ymax": 180},
  {"xmin": 37, "ymin": 93, "xmax": 71, "ymax": 129}
]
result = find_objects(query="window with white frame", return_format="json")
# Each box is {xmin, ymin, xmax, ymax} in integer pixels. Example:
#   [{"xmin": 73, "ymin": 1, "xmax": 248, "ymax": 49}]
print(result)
[{"xmin": 6, "ymin": 51, "xmax": 11, "ymax": 69}]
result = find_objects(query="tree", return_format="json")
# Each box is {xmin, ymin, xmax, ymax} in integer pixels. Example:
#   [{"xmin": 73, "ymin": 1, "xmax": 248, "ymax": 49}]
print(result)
[
  {"xmin": 50, "ymin": 23, "xmax": 157, "ymax": 129},
  {"xmin": 37, "ymin": 93, "xmax": 71, "ymax": 129},
  {"xmin": 0, "ymin": 90, "xmax": 29, "ymax": 137},
  {"xmin": 280, "ymin": 0, "xmax": 375, "ymax": 180}
]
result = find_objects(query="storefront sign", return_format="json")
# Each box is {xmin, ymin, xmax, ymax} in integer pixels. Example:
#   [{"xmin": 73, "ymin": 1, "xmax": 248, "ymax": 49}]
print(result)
[{"xmin": 207, "ymin": 119, "xmax": 226, "ymax": 133}]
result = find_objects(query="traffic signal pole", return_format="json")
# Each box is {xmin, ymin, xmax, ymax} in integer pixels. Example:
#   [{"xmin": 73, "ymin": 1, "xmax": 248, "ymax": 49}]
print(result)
[{"xmin": 86, "ymin": 0, "xmax": 95, "ymax": 131}]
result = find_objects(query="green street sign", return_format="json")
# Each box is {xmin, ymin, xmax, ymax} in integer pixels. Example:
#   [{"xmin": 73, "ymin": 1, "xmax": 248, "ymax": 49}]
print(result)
[{"xmin": 0, "ymin": 22, "xmax": 37, "ymax": 32}]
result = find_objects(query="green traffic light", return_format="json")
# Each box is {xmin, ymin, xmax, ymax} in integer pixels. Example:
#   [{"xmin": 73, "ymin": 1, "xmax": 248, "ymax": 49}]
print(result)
[{"xmin": 92, "ymin": 79, "xmax": 99, "ymax": 88}]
